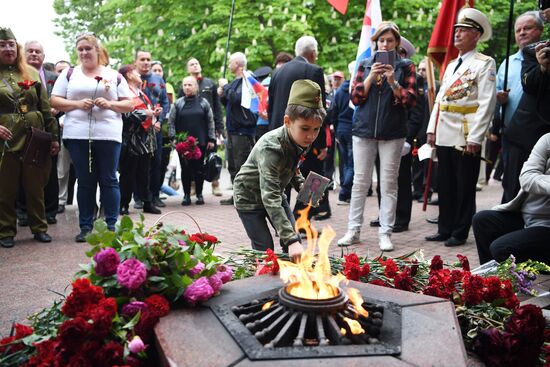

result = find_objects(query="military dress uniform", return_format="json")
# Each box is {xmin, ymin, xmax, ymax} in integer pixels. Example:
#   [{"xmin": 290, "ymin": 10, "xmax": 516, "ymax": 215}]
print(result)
[
  {"xmin": 0, "ymin": 64, "xmax": 58, "ymax": 244},
  {"xmin": 426, "ymin": 51, "xmax": 497, "ymax": 244}
]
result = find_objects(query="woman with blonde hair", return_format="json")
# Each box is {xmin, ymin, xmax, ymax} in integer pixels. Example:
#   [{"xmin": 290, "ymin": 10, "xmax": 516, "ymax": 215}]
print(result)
[
  {"xmin": 51, "ymin": 33, "xmax": 133, "ymax": 242},
  {"xmin": 0, "ymin": 28, "xmax": 59, "ymax": 248},
  {"xmin": 337, "ymin": 21, "xmax": 417, "ymax": 251}
]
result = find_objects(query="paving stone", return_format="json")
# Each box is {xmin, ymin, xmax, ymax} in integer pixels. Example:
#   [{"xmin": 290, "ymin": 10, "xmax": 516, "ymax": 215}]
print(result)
[{"xmin": 234, "ymin": 356, "xmax": 414, "ymax": 367}]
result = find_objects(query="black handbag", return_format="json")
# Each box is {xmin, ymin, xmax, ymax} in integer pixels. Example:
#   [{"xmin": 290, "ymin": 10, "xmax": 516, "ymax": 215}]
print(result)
[
  {"xmin": 204, "ymin": 152, "xmax": 222, "ymax": 182},
  {"xmin": 21, "ymin": 127, "xmax": 52, "ymax": 167}
]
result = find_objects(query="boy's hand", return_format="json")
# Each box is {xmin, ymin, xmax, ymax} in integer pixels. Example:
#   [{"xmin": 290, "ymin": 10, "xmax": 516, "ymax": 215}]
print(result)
[{"xmin": 288, "ymin": 242, "xmax": 304, "ymax": 263}]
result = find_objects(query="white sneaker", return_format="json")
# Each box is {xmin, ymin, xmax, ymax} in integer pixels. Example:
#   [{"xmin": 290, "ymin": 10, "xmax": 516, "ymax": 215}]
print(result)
[
  {"xmin": 379, "ymin": 234, "xmax": 394, "ymax": 251},
  {"xmin": 337, "ymin": 231, "xmax": 361, "ymax": 247},
  {"xmin": 336, "ymin": 199, "xmax": 350, "ymax": 206}
]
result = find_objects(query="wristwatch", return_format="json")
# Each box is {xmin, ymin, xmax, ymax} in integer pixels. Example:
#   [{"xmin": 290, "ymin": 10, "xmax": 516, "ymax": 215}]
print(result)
[{"xmin": 390, "ymin": 80, "xmax": 400, "ymax": 90}]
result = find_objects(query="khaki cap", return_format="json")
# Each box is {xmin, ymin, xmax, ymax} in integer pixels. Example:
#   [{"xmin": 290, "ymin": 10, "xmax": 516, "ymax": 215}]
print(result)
[
  {"xmin": 0, "ymin": 27, "xmax": 16, "ymax": 41},
  {"xmin": 287, "ymin": 79, "xmax": 323, "ymax": 109}
]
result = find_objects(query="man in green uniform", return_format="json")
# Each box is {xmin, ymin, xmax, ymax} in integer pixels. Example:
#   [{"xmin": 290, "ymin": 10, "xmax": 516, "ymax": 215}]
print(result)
[
  {"xmin": 234, "ymin": 80, "xmax": 326, "ymax": 262},
  {"xmin": 0, "ymin": 27, "xmax": 59, "ymax": 248}
]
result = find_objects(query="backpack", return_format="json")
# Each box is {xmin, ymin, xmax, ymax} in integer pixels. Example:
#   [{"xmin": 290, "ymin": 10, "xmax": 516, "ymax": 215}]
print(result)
[{"xmin": 204, "ymin": 152, "xmax": 222, "ymax": 182}]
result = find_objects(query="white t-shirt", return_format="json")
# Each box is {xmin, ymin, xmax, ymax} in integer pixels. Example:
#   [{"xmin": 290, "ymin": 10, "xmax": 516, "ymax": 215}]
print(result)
[{"xmin": 52, "ymin": 66, "xmax": 132, "ymax": 143}]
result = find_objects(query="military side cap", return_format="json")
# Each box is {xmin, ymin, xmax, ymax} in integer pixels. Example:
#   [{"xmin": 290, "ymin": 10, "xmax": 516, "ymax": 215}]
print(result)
[
  {"xmin": 454, "ymin": 8, "xmax": 492, "ymax": 42},
  {"xmin": 287, "ymin": 80, "xmax": 323, "ymax": 109},
  {"xmin": 0, "ymin": 27, "xmax": 16, "ymax": 41},
  {"xmin": 253, "ymin": 66, "xmax": 272, "ymax": 80}
]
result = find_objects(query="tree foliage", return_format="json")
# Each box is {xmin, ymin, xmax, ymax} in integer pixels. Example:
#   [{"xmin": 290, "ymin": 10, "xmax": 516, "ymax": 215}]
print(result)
[{"xmin": 53, "ymin": 0, "xmax": 547, "ymax": 87}]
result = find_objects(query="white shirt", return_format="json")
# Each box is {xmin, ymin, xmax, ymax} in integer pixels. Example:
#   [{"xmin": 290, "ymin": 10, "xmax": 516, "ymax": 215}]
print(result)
[{"xmin": 52, "ymin": 66, "xmax": 131, "ymax": 143}]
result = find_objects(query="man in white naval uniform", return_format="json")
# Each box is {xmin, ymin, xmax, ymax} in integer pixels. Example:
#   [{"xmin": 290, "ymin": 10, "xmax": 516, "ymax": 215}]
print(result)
[{"xmin": 425, "ymin": 7, "xmax": 497, "ymax": 247}]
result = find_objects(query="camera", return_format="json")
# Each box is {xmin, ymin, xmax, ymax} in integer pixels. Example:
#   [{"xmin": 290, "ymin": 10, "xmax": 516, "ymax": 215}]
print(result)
[{"xmin": 540, "ymin": 0, "xmax": 550, "ymax": 10}]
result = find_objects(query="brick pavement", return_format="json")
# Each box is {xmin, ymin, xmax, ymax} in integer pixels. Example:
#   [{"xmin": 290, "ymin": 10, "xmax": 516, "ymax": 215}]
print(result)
[{"xmin": 0, "ymin": 168, "xmax": 503, "ymax": 334}]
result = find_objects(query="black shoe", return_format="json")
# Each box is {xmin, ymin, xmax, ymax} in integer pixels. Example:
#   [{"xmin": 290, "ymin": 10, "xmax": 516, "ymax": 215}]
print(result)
[
  {"xmin": 393, "ymin": 224, "xmax": 409, "ymax": 233},
  {"xmin": 46, "ymin": 216, "xmax": 57, "ymax": 224},
  {"xmin": 425, "ymin": 233, "xmax": 449, "ymax": 241},
  {"xmin": 153, "ymin": 197, "xmax": 166, "ymax": 208},
  {"xmin": 314, "ymin": 211, "xmax": 331, "ymax": 221},
  {"xmin": 181, "ymin": 196, "xmax": 191, "ymax": 206},
  {"xmin": 143, "ymin": 202, "xmax": 162, "ymax": 214},
  {"xmin": 18, "ymin": 217, "xmax": 28, "ymax": 227},
  {"xmin": 444, "ymin": 237, "xmax": 466, "ymax": 247},
  {"xmin": 57, "ymin": 205, "xmax": 65, "ymax": 214},
  {"xmin": 196, "ymin": 195, "xmax": 205, "ymax": 205},
  {"xmin": 120, "ymin": 206, "xmax": 129, "ymax": 215},
  {"xmin": 370, "ymin": 218, "xmax": 380, "ymax": 227},
  {"xmin": 426, "ymin": 217, "xmax": 439, "ymax": 224},
  {"xmin": 133, "ymin": 200, "xmax": 144, "ymax": 209},
  {"xmin": 75, "ymin": 230, "xmax": 90, "ymax": 243},
  {"xmin": 0, "ymin": 237, "xmax": 15, "ymax": 248},
  {"xmin": 34, "ymin": 232, "xmax": 52, "ymax": 243},
  {"xmin": 220, "ymin": 197, "xmax": 234, "ymax": 205}
]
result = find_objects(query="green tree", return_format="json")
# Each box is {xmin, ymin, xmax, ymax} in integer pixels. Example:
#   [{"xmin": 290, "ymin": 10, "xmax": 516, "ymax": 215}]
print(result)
[{"xmin": 53, "ymin": 0, "xmax": 547, "ymax": 87}]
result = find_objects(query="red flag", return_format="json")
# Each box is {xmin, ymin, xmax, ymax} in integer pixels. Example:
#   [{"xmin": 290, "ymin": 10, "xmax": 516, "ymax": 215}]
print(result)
[
  {"xmin": 428, "ymin": 0, "xmax": 474, "ymax": 78},
  {"xmin": 327, "ymin": 0, "xmax": 349, "ymax": 15}
]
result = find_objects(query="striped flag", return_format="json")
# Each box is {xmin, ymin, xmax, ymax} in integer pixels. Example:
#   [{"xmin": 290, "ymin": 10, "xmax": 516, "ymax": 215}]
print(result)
[
  {"xmin": 355, "ymin": 0, "xmax": 382, "ymax": 68},
  {"xmin": 241, "ymin": 70, "xmax": 268, "ymax": 115},
  {"xmin": 327, "ymin": 0, "xmax": 349, "ymax": 14}
]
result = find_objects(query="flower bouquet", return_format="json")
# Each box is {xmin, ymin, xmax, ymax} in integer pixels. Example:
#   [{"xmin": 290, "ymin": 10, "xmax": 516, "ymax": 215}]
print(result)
[
  {"xmin": 175, "ymin": 132, "xmax": 201, "ymax": 160},
  {"xmin": 0, "ymin": 215, "xmax": 232, "ymax": 366}
]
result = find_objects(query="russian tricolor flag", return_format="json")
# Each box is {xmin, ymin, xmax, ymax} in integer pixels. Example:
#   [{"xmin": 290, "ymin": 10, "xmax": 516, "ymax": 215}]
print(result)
[
  {"xmin": 241, "ymin": 70, "xmax": 268, "ymax": 115},
  {"xmin": 355, "ymin": 0, "xmax": 382, "ymax": 71}
]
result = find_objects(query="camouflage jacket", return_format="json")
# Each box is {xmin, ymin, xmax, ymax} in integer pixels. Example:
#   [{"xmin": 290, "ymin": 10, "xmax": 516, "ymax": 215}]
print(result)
[
  {"xmin": 0, "ymin": 65, "xmax": 58, "ymax": 152},
  {"xmin": 234, "ymin": 126, "xmax": 305, "ymax": 246}
]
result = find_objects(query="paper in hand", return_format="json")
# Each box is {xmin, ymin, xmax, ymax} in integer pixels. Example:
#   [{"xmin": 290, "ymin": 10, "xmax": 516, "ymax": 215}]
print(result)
[{"xmin": 296, "ymin": 171, "xmax": 331, "ymax": 207}]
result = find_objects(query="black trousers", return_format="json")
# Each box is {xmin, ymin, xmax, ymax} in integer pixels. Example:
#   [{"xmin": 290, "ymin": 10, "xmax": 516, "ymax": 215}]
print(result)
[
  {"xmin": 17, "ymin": 155, "xmax": 58, "ymax": 220},
  {"xmin": 473, "ymin": 210, "xmax": 550, "ymax": 265},
  {"xmin": 237, "ymin": 199, "xmax": 295, "ymax": 252},
  {"xmin": 227, "ymin": 134, "xmax": 255, "ymax": 183},
  {"xmin": 120, "ymin": 152, "xmax": 152, "ymax": 208},
  {"xmin": 436, "ymin": 146, "xmax": 480, "ymax": 240},
  {"xmin": 501, "ymin": 142, "xmax": 529, "ymax": 204},
  {"xmin": 179, "ymin": 146, "xmax": 207, "ymax": 197}
]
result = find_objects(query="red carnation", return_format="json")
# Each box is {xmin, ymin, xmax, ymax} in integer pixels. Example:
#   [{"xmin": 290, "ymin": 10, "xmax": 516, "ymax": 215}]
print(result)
[
  {"xmin": 411, "ymin": 147, "xmax": 419, "ymax": 156},
  {"xmin": 134, "ymin": 310, "xmax": 160, "ymax": 343},
  {"xmin": 160, "ymin": 84, "xmax": 165, "ymax": 89},
  {"xmin": 14, "ymin": 323, "xmax": 33, "ymax": 339},
  {"xmin": 17, "ymin": 80, "xmax": 36, "ymax": 90},
  {"xmin": 462, "ymin": 273, "xmax": 484, "ymax": 306},
  {"xmin": 47, "ymin": 79, "xmax": 55, "ymax": 85},
  {"xmin": 0, "ymin": 336, "xmax": 17, "ymax": 354},
  {"xmin": 381, "ymin": 258, "xmax": 398, "ymax": 278},
  {"xmin": 189, "ymin": 233, "xmax": 205, "ymax": 244},
  {"xmin": 370, "ymin": 279, "xmax": 389, "ymax": 287},
  {"xmin": 58, "ymin": 317, "xmax": 91, "ymax": 349},
  {"xmin": 265, "ymin": 248, "xmax": 280, "ymax": 274},
  {"xmin": 26, "ymin": 339, "xmax": 59, "ymax": 366},
  {"xmin": 145, "ymin": 294, "xmax": 170, "ymax": 317},
  {"xmin": 148, "ymin": 83, "xmax": 156, "ymax": 88},
  {"xmin": 430, "ymin": 255, "xmax": 443, "ymax": 272},
  {"xmin": 394, "ymin": 268, "xmax": 413, "ymax": 291},
  {"xmin": 456, "ymin": 254, "xmax": 470, "ymax": 271},
  {"xmin": 94, "ymin": 341, "xmax": 124, "ymax": 367},
  {"xmin": 360, "ymin": 263, "xmax": 370, "ymax": 278},
  {"xmin": 505, "ymin": 304, "xmax": 545, "ymax": 346},
  {"xmin": 201, "ymin": 233, "xmax": 219, "ymax": 244},
  {"xmin": 410, "ymin": 259, "xmax": 419, "ymax": 277},
  {"xmin": 94, "ymin": 76, "xmax": 103, "ymax": 82}
]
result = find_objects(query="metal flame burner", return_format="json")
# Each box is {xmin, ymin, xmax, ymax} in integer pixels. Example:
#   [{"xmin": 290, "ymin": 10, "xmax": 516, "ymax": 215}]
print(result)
[{"xmin": 211, "ymin": 285, "xmax": 402, "ymax": 360}]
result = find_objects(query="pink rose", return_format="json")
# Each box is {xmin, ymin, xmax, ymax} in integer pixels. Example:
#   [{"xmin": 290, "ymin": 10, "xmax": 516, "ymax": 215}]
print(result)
[
  {"xmin": 189, "ymin": 261, "xmax": 205, "ymax": 277},
  {"xmin": 217, "ymin": 264, "xmax": 233, "ymax": 284},
  {"xmin": 117, "ymin": 259, "xmax": 147, "ymax": 290},
  {"xmin": 128, "ymin": 335, "xmax": 146, "ymax": 354},
  {"xmin": 208, "ymin": 273, "xmax": 223, "ymax": 293},
  {"xmin": 184, "ymin": 277, "xmax": 214, "ymax": 304},
  {"xmin": 93, "ymin": 248, "xmax": 120, "ymax": 277}
]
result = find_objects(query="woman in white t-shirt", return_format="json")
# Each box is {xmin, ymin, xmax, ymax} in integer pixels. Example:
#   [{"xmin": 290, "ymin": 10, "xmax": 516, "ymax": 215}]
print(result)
[{"xmin": 51, "ymin": 33, "xmax": 133, "ymax": 242}]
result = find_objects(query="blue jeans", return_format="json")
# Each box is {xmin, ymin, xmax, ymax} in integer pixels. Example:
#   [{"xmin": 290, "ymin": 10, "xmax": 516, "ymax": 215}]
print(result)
[
  {"xmin": 337, "ymin": 130, "xmax": 354, "ymax": 200},
  {"xmin": 64, "ymin": 139, "xmax": 121, "ymax": 231}
]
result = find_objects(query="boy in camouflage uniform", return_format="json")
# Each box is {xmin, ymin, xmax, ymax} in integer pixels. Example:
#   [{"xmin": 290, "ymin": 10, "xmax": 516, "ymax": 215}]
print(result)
[{"xmin": 234, "ymin": 80, "xmax": 326, "ymax": 262}]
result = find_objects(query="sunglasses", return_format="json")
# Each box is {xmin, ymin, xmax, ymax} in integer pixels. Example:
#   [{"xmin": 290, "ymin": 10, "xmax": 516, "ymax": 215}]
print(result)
[{"xmin": 76, "ymin": 32, "xmax": 97, "ymax": 42}]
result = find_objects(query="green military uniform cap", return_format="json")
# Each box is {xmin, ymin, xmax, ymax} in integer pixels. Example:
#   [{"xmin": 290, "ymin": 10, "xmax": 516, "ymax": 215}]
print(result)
[
  {"xmin": 0, "ymin": 27, "xmax": 16, "ymax": 40},
  {"xmin": 287, "ymin": 79, "xmax": 323, "ymax": 109}
]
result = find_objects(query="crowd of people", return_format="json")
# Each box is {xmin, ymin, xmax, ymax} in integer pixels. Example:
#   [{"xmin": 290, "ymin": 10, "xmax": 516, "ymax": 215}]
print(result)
[{"xmin": 0, "ymin": 6, "xmax": 549, "ymax": 266}]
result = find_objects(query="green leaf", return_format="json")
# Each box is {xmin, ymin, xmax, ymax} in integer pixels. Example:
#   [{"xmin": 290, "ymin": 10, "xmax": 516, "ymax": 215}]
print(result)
[
  {"xmin": 148, "ymin": 276, "xmax": 166, "ymax": 282},
  {"xmin": 120, "ymin": 215, "xmax": 134, "ymax": 231},
  {"xmin": 122, "ymin": 311, "xmax": 142, "ymax": 330}
]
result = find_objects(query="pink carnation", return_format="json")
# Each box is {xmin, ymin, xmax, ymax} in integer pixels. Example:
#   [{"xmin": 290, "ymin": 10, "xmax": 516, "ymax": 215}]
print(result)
[
  {"xmin": 121, "ymin": 301, "xmax": 149, "ymax": 318},
  {"xmin": 184, "ymin": 277, "xmax": 214, "ymax": 304},
  {"xmin": 217, "ymin": 264, "xmax": 233, "ymax": 283},
  {"xmin": 117, "ymin": 259, "xmax": 147, "ymax": 290},
  {"xmin": 189, "ymin": 261, "xmax": 205, "ymax": 277},
  {"xmin": 208, "ymin": 273, "xmax": 223, "ymax": 293},
  {"xmin": 93, "ymin": 248, "xmax": 120, "ymax": 277}
]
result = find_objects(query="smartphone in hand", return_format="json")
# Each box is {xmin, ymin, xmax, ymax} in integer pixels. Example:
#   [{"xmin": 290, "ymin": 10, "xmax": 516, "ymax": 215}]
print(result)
[{"xmin": 374, "ymin": 50, "xmax": 396, "ymax": 68}]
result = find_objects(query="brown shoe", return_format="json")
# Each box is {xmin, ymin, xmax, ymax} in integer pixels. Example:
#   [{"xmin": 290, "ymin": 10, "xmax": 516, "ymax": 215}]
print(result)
[{"xmin": 212, "ymin": 180, "xmax": 223, "ymax": 196}]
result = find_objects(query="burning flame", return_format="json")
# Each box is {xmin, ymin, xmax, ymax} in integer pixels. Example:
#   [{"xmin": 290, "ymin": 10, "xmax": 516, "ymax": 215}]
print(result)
[
  {"xmin": 347, "ymin": 288, "xmax": 369, "ymax": 318},
  {"xmin": 343, "ymin": 317, "xmax": 365, "ymax": 335},
  {"xmin": 262, "ymin": 300, "xmax": 274, "ymax": 311}
]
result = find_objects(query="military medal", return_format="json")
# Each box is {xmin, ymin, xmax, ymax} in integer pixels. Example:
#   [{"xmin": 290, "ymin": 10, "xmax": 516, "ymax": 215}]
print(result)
[{"xmin": 20, "ymin": 104, "xmax": 28, "ymax": 113}]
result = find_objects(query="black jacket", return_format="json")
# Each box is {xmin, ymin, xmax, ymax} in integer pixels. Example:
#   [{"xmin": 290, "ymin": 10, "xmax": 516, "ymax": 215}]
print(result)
[
  {"xmin": 221, "ymin": 77, "xmax": 257, "ymax": 136},
  {"xmin": 505, "ymin": 44, "xmax": 550, "ymax": 153},
  {"xmin": 177, "ymin": 77, "xmax": 224, "ymax": 134},
  {"xmin": 267, "ymin": 56, "xmax": 326, "ymax": 130}
]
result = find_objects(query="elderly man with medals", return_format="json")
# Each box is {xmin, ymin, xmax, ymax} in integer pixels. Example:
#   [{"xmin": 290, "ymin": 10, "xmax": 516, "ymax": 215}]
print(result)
[{"xmin": 425, "ymin": 8, "xmax": 497, "ymax": 247}]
